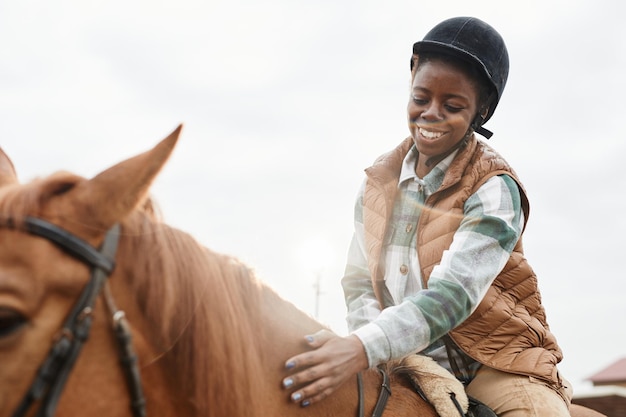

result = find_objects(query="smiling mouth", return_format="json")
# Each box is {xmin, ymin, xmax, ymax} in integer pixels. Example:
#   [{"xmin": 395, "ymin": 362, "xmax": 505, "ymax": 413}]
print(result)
[{"xmin": 418, "ymin": 127, "xmax": 444, "ymax": 139}]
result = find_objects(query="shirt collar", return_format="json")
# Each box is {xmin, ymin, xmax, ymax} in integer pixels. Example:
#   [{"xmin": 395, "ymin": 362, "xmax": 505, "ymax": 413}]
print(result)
[{"xmin": 398, "ymin": 145, "xmax": 459, "ymax": 194}]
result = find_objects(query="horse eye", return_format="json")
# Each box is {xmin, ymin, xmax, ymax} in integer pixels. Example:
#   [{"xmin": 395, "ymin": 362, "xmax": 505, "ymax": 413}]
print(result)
[{"xmin": 0, "ymin": 307, "xmax": 27, "ymax": 338}]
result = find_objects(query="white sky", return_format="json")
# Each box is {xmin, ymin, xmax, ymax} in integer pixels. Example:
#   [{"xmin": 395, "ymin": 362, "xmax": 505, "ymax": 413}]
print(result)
[{"xmin": 1, "ymin": 0, "xmax": 624, "ymax": 394}]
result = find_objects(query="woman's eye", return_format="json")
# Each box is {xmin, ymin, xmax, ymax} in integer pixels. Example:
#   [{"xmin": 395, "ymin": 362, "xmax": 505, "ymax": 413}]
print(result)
[
  {"xmin": 411, "ymin": 96, "xmax": 427, "ymax": 105},
  {"xmin": 445, "ymin": 105, "xmax": 464, "ymax": 113},
  {"xmin": 0, "ymin": 307, "xmax": 27, "ymax": 338}
]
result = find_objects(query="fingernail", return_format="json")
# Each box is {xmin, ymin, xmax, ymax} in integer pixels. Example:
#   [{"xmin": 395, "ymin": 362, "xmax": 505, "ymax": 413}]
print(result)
[
  {"xmin": 283, "ymin": 378, "xmax": 294, "ymax": 388},
  {"xmin": 285, "ymin": 360, "xmax": 296, "ymax": 369},
  {"xmin": 305, "ymin": 335, "xmax": 314, "ymax": 343},
  {"xmin": 302, "ymin": 400, "xmax": 310, "ymax": 407},
  {"xmin": 291, "ymin": 392, "xmax": 302, "ymax": 402}
]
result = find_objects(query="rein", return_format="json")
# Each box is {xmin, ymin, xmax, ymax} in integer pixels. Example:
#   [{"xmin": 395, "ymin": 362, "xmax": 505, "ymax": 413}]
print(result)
[
  {"xmin": 356, "ymin": 368, "xmax": 392, "ymax": 417},
  {"xmin": 10, "ymin": 217, "xmax": 145, "ymax": 417}
]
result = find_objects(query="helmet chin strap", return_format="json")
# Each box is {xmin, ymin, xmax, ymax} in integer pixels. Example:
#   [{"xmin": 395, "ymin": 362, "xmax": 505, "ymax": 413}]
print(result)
[
  {"xmin": 473, "ymin": 105, "xmax": 493, "ymax": 139},
  {"xmin": 475, "ymin": 125, "xmax": 493, "ymax": 139}
]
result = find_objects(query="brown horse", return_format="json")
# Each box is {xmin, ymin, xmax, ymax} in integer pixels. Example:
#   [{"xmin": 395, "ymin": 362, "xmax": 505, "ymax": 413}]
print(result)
[
  {"xmin": 0, "ymin": 126, "xmax": 604, "ymax": 417},
  {"xmin": 0, "ymin": 126, "xmax": 446, "ymax": 417}
]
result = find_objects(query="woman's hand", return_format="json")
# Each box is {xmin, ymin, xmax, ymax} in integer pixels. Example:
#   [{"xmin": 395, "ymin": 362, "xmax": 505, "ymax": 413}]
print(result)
[{"xmin": 282, "ymin": 329, "xmax": 369, "ymax": 407}]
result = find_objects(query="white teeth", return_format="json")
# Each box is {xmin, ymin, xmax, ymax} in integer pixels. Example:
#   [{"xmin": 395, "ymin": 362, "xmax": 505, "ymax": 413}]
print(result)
[{"xmin": 418, "ymin": 127, "xmax": 443, "ymax": 139}]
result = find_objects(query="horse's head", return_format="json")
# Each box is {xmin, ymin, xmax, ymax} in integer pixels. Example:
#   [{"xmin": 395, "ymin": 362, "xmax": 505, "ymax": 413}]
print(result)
[{"xmin": 0, "ymin": 126, "xmax": 182, "ymax": 416}]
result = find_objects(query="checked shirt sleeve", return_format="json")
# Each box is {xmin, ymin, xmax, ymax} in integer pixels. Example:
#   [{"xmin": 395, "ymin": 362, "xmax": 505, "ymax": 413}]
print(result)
[{"xmin": 348, "ymin": 175, "xmax": 524, "ymax": 368}]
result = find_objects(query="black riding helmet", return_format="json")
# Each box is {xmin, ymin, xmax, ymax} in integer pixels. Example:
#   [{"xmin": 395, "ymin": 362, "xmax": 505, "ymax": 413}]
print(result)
[{"xmin": 411, "ymin": 17, "xmax": 509, "ymax": 139}]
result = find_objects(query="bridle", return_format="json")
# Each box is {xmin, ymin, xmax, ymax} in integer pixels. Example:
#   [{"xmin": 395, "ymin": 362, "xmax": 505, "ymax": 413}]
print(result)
[
  {"xmin": 10, "ymin": 217, "xmax": 145, "ymax": 417},
  {"xmin": 9, "ymin": 217, "xmax": 145, "ymax": 417},
  {"xmin": 356, "ymin": 368, "xmax": 392, "ymax": 417}
]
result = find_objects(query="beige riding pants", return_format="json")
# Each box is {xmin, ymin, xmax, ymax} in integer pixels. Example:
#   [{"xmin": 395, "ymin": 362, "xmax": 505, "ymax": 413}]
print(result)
[{"xmin": 465, "ymin": 366, "xmax": 573, "ymax": 417}]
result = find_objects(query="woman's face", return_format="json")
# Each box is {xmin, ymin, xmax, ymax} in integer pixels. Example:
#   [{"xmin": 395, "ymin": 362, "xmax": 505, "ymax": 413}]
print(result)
[{"xmin": 407, "ymin": 59, "xmax": 479, "ymax": 159}]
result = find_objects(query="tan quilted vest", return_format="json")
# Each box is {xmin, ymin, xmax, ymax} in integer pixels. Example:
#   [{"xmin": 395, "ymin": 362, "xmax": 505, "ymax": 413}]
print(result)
[{"xmin": 363, "ymin": 135, "xmax": 563, "ymax": 385}]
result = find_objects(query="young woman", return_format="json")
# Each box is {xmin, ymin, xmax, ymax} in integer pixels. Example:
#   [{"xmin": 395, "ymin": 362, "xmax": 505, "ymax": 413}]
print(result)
[{"xmin": 282, "ymin": 17, "xmax": 572, "ymax": 416}]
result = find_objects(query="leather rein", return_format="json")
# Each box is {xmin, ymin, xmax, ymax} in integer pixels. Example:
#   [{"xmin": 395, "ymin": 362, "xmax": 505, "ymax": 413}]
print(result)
[
  {"xmin": 9, "ymin": 217, "xmax": 145, "ymax": 417},
  {"xmin": 356, "ymin": 368, "xmax": 392, "ymax": 417}
]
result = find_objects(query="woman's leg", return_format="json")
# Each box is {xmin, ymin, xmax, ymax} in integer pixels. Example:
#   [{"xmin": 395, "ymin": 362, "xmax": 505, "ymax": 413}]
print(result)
[{"xmin": 465, "ymin": 366, "xmax": 572, "ymax": 417}]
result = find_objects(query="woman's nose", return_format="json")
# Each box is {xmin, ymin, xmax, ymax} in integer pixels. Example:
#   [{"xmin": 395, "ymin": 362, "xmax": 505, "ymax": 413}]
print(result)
[{"xmin": 421, "ymin": 104, "xmax": 443, "ymax": 121}]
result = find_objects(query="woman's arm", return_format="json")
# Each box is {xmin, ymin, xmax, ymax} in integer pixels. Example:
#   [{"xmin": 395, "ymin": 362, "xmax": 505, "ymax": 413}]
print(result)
[{"xmin": 281, "ymin": 175, "xmax": 523, "ymax": 407}]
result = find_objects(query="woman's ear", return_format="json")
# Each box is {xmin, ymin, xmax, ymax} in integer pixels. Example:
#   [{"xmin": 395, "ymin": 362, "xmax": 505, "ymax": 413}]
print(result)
[{"xmin": 479, "ymin": 106, "xmax": 489, "ymax": 120}]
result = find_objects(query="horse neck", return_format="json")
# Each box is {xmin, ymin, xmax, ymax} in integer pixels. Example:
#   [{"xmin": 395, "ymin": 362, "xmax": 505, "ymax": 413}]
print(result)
[
  {"xmin": 107, "ymin": 223, "xmax": 280, "ymax": 417},
  {"xmin": 103, "ymin": 219, "xmax": 435, "ymax": 417}
]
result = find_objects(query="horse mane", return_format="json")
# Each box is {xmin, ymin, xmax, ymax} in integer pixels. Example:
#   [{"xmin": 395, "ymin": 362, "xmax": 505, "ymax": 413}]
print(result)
[
  {"xmin": 119, "ymin": 205, "xmax": 269, "ymax": 416},
  {"xmin": 0, "ymin": 174, "xmax": 269, "ymax": 417}
]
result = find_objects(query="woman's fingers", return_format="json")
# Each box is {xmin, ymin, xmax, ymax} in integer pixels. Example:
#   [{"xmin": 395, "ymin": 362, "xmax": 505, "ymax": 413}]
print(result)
[
  {"xmin": 289, "ymin": 376, "xmax": 337, "ymax": 407},
  {"xmin": 282, "ymin": 334, "xmax": 369, "ymax": 407},
  {"xmin": 285, "ymin": 365, "xmax": 344, "ymax": 407},
  {"xmin": 284, "ymin": 330, "xmax": 336, "ymax": 371},
  {"xmin": 283, "ymin": 356, "xmax": 332, "ymax": 390},
  {"xmin": 304, "ymin": 329, "xmax": 335, "ymax": 348}
]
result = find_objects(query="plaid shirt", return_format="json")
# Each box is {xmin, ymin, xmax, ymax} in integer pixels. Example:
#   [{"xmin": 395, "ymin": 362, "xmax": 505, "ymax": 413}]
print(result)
[{"xmin": 342, "ymin": 145, "xmax": 524, "ymax": 375}]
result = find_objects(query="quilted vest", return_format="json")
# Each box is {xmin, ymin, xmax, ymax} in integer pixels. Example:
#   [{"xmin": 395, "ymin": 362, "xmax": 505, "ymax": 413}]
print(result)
[{"xmin": 362, "ymin": 135, "xmax": 563, "ymax": 385}]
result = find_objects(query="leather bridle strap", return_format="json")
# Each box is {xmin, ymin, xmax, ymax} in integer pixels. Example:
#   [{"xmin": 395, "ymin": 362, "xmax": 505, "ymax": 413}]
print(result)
[
  {"xmin": 356, "ymin": 368, "xmax": 392, "ymax": 417},
  {"xmin": 102, "ymin": 282, "xmax": 146, "ymax": 417},
  {"xmin": 24, "ymin": 217, "xmax": 116, "ymax": 272},
  {"xmin": 10, "ymin": 218, "xmax": 132, "ymax": 417}
]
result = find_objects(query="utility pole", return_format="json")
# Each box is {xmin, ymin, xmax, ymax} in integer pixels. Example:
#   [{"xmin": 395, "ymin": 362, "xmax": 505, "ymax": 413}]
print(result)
[{"xmin": 313, "ymin": 271, "xmax": 322, "ymax": 319}]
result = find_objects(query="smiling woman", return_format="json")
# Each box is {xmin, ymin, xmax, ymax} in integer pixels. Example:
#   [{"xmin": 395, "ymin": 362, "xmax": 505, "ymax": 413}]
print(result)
[{"xmin": 278, "ymin": 16, "xmax": 606, "ymax": 417}]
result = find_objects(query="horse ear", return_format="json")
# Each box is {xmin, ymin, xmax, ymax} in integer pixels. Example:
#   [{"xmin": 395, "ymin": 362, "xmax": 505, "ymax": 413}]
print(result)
[
  {"xmin": 0, "ymin": 147, "xmax": 18, "ymax": 187},
  {"xmin": 55, "ymin": 124, "xmax": 182, "ymax": 236}
]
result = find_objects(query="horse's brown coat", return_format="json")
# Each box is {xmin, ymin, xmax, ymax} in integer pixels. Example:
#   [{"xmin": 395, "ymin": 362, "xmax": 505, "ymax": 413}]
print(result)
[
  {"xmin": 0, "ymin": 127, "xmax": 604, "ymax": 417},
  {"xmin": 0, "ymin": 127, "xmax": 439, "ymax": 417}
]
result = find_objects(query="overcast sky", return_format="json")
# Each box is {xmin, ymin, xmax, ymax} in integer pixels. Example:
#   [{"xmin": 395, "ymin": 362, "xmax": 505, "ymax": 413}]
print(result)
[{"xmin": 1, "ymin": 0, "xmax": 624, "ymax": 394}]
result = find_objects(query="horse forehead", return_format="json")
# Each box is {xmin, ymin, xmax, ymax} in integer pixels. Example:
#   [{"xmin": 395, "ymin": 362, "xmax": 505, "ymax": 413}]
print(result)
[{"xmin": 0, "ymin": 229, "xmax": 91, "ymax": 297}]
